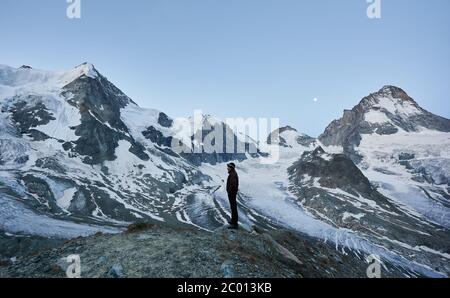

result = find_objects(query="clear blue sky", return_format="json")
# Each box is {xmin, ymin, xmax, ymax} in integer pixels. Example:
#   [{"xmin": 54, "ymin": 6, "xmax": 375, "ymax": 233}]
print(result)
[{"xmin": 1, "ymin": 0, "xmax": 449, "ymax": 136}]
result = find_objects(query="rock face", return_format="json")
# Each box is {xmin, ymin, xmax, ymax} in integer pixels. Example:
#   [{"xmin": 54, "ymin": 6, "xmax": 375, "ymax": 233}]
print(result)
[
  {"xmin": 290, "ymin": 147, "xmax": 375, "ymax": 194},
  {"xmin": 62, "ymin": 69, "xmax": 150, "ymax": 164},
  {"xmin": 0, "ymin": 224, "xmax": 415, "ymax": 278},
  {"xmin": 9, "ymin": 100, "xmax": 55, "ymax": 141},
  {"xmin": 157, "ymin": 112, "xmax": 173, "ymax": 128}
]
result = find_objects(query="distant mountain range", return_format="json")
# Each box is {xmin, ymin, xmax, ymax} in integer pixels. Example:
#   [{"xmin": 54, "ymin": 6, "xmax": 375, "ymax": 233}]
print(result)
[{"xmin": 0, "ymin": 63, "xmax": 449, "ymax": 277}]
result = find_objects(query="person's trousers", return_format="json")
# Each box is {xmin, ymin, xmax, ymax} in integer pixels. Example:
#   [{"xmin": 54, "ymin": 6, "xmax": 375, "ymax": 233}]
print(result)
[{"xmin": 227, "ymin": 192, "xmax": 239, "ymax": 225}]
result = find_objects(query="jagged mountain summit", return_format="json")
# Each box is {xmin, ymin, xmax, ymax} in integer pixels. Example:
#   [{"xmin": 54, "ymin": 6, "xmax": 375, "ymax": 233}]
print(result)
[
  {"xmin": 319, "ymin": 85, "xmax": 450, "ymax": 160},
  {"xmin": 1, "ymin": 65, "xmax": 449, "ymax": 277}
]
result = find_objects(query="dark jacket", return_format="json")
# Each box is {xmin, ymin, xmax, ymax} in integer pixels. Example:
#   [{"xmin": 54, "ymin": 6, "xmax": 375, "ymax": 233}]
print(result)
[{"xmin": 226, "ymin": 169, "xmax": 239, "ymax": 194}]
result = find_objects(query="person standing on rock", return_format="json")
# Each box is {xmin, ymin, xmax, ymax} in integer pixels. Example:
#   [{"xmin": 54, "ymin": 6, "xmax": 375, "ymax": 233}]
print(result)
[{"xmin": 226, "ymin": 162, "xmax": 239, "ymax": 229}]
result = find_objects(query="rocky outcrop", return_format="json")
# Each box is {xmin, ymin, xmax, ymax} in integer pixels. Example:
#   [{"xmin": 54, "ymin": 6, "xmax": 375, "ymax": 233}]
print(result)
[
  {"xmin": 9, "ymin": 99, "xmax": 54, "ymax": 141},
  {"xmin": 157, "ymin": 112, "xmax": 173, "ymax": 128},
  {"xmin": 290, "ymin": 147, "xmax": 379, "ymax": 196},
  {"xmin": 0, "ymin": 224, "xmax": 413, "ymax": 278}
]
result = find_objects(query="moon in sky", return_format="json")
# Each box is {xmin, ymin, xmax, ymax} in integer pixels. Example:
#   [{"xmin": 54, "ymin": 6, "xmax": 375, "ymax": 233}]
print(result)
[{"xmin": 313, "ymin": 97, "xmax": 318, "ymax": 102}]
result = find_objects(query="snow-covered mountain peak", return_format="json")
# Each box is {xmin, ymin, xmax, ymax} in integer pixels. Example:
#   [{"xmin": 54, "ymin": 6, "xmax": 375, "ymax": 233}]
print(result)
[
  {"xmin": 358, "ymin": 85, "xmax": 421, "ymax": 120},
  {"xmin": 319, "ymin": 85, "xmax": 450, "ymax": 153},
  {"xmin": 185, "ymin": 113, "xmax": 218, "ymax": 127},
  {"xmin": 0, "ymin": 63, "xmax": 99, "ymax": 91},
  {"xmin": 374, "ymin": 85, "xmax": 413, "ymax": 101},
  {"xmin": 267, "ymin": 126, "xmax": 316, "ymax": 149},
  {"xmin": 0, "ymin": 64, "xmax": 51, "ymax": 88},
  {"xmin": 62, "ymin": 62, "xmax": 99, "ymax": 83}
]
